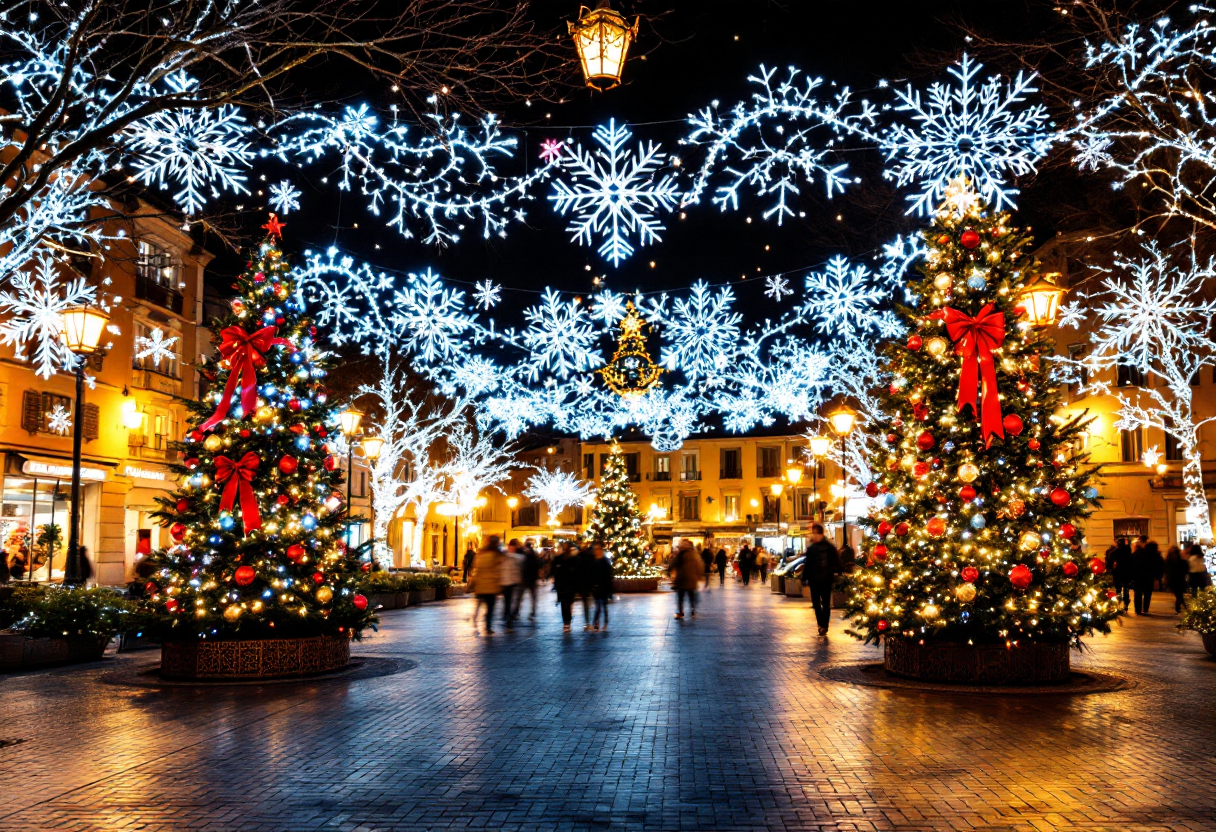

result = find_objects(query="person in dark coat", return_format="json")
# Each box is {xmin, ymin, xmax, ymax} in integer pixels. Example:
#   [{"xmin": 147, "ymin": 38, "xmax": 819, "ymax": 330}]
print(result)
[
  {"xmin": 700, "ymin": 545, "xmax": 714, "ymax": 589},
  {"xmin": 1131, "ymin": 535, "xmax": 1164, "ymax": 615},
  {"xmin": 714, "ymin": 548, "xmax": 727, "ymax": 586},
  {"xmin": 738, "ymin": 545, "xmax": 754, "ymax": 586},
  {"xmin": 574, "ymin": 542, "xmax": 595, "ymax": 630},
  {"xmin": 668, "ymin": 539, "xmax": 703, "ymax": 619},
  {"xmin": 1106, "ymin": 538, "xmax": 1132, "ymax": 612},
  {"xmin": 550, "ymin": 542, "xmax": 580, "ymax": 633},
  {"xmin": 462, "ymin": 544, "xmax": 476, "ymax": 583},
  {"xmin": 801, "ymin": 523, "xmax": 841, "ymax": 636},
  {"xmin": 1165, "ymin": 544, "xmax": 1190, "ymax": 614},
  {"xmin": 518, "ymin": 542, "xmax": 542, "ymax": 621},
  {"xmin": 590, "ymin": 543, "xmax": 614, "ymax": 630}
]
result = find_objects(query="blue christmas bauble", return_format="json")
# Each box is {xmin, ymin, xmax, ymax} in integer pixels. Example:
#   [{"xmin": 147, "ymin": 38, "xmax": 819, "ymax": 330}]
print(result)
[
  {"xmin": 970, "ymin": 514, "xmax": 986, "ymax": 530},
  {"xmin": 1083, "ymin": 487, "xmax": 1099, "ymax": 500},
  {"xmin": 967, "ymin": 275, "xmax": 987, "ymax": 290},
  {"xmin": 943, "ymin": 441, "xmax": 955, "ymax": 452},
  {"xmin": 290, "ymin": 352, "xmax": 304, "ymax": 364},
  {"xmin": 883, "ymin": 493, "xmax": 897, "ymax": 508},
  {"xmin": 294, "ymin": 435, "xmax": 311, "ymax": 451},
  {"xmin": 302, "ymin": 514, "xmax": 317, "ymax": 531},
  {"xmin": 219, "ymin": 515, "xmax": 235, "ymax": 531}
]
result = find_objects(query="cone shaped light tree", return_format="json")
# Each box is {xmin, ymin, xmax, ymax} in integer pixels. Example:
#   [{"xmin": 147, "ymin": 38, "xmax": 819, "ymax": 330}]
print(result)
[
  {"xmin": 148, "ymin": 217, "xmax": 374, "ymax": 640},
  {"xmin": 585, "ymin": 443, "xmax": 655, "ymax": 576},
  {"xmin": 845, "ymin": 183, "xmax": 1120, "ymax": 649}
]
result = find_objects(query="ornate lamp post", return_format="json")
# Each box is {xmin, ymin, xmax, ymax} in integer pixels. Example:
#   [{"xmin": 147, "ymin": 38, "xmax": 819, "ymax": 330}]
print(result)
[
  {"xmin": 58, "ymin": 304, "xmax": 109, "ymax": 585},
  {"xmin": 808, "ymin": 434, "xmax": 831, "ymax": 522},
  {"xmin": 827, "ymin": 404, "xmax": 857, "ymax": 552},
  {"xmin": 360, "ymin": 434, "xmax": 383, "ymax": 555},
  {"xmin": 570, "ymin": 1, "xmax": 638, "ymax": 91},
  {"xmin": 1018, "ymin": 274, "xmax": 1067, "ymax": 327},
  {"xmin": 338, "ymin": 406, "xmax": 364, "ymax": 506}
]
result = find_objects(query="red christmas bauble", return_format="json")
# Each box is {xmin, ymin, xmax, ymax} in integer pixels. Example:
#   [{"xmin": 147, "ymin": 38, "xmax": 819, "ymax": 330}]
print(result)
[
  {"xmin": 913, "ymin": 461, "xmax": 931, "ymax": 478},
  {"xmin": 279, "ymin": 455, "xmax": 298, "ymax": 474},
  {"xmin": 286, "ymin": 544, "xmax": 306, "ymax": 563},
  {"xmin": 894, "ymin": 522, "xmax": 910, "ymax": 537},
  {"xmin": 873, "ymin": 544, "xmax": 888, "ymax": 561},
  {"xmin": 360, "ymin": 561, "xmax": 372, "ymax": 572},
  {"xmin": 312, "ymin": 571, "xmax": 325, "ymax": 584},
  {"xmin": 187, "ymin": 430, "xmax": 202, "ymax": 443},
  {"xmin": 234, "ymin": 565, "xmax": 256, "ymax": 586},
  {"xmin": 1049, "ymin": 487, "xmax": 1071, "ymax": 507},
  {"xmin": 239, "ymin": 429, "xmax": 251, "ymax": 438},
  {"xmin": 277, "ymin": 494, "xmax": 290, "ymax": 506},
  {"xmin": 1009, "ymin": 564, "xmax": 1033, "ymax": 590},
  {"xmin": 877, "ymin": 521, "xmax": 893, "ymax": 536},
  {"xmin": 960, "ymin": 229, "xmax": 981, "ymax": 249},
  {"xmin": 886, "ymin": 433, "xmax": 897, "ymax": 443},
  {"xmin": 935, "ymin": 493, "xmax": 948, "ymax": 504},
  {"xmin": 1013, "ymin": 305, "xmax": 1027, "ymax": 318},
  {"xmin": 907, "ymin": 335, "xmax": 923, "ymax": 351},
  {"xmin": 353, "ymin": 593, "xmax": 369, "ymax": 611},
  {"xmin": 960, "ymin": 485, "xmax": 977, "ymax": 503},
  {"xmin": 1028, "ymin": 438, "xmax": 1041, "ymax": 451},
  {"xmin": 926, "ymin": 517, "xmax": 946, "ymax": 538},
  {"xmin": 289, "ymin": 424, "xmax": 305, "ymax": 435},
  {"xmin": 289, "ymin": 398, "xmax": 303, "ymax": 412},
  {"xmin": 1062, "ymin": 561, "xmax": 1079, "ymax": 578},
  {"xmin": 1003, "ymin": 414, "xmax": 1024, "ymax": 436},
  {"xmin": 144, "ymin": 581, "xmax": 158, "ymax": 594},
  {"xmin": 323, "ymin": 455, "xmax": 338, "ymax": 472},
  {"xmin": 1060, "ymin": 523, "xmax": 1077, "ymax": 539},
  {"xmin": 865, "ymin": 482, "xmax": 879, "ymax": 498},
  {"xmin": 184, "ymin": 458, "xmax": 199, "ymax": 470},
  {"xmin": 961, "ymin": 566, "xmax": 979, "ymax": 583},
  {"xmin": 1090, "ymin": 557, "xmax": 1107, "ymax": 576},
  {"xmin": 876, "ymin": 619, "xmax": 889, "ymax": 632},
  {"xmin": 165, "ymin": 598, "xmax": 179, "ymax": 613},
  {"xmin": 176, "ymin": 499, "xmax": 189, "ymax": 513},
  {"xmin": 916, "ymin": 430, "xmax": 935, "ymax": 451},
  {"xmin": 936, "ymin": 234, "xmax": 951, "ymax": 246},
  {"xmin": 170, "ymin": 522, "xmax": 186, "ymax": 541}
]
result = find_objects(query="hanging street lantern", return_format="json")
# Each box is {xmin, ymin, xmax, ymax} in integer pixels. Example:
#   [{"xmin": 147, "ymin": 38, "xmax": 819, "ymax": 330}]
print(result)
[
  {"xmin": 570, "ymin": 1, "xmax": 639, "ymax": 91},
  {"xmin": 827, "ymin": 404, "xmax": 858, "ymax": 438},
  {"xmin": 1018, "ymin": 273, "xmax": 1067, "ymax": 327}
]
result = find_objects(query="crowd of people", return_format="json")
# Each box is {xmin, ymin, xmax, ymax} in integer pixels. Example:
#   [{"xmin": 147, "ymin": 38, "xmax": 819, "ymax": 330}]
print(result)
[{"xmin": 1104, "ymin": 535, "xmax": 1211, "ymax": 615}]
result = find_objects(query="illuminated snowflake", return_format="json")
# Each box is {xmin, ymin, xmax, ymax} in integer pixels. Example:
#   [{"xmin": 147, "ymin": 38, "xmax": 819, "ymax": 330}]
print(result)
[
  {"xmin": 549, "ymin": 120, "xmax": 681, "ymax": 266},
  {"xmin": 125, "ymin": 72, "xmax": 252, "ymax": 214},
  {"xmin": 0, "ymin": 251, "xmax": 96, "ymax": 377},
  {"xmin": 1057, "ymin": 301, "xmax": 1085, "ymax": 330},
  {"xmin": 1073, "ymin": 134, "xmax": 1113, "ymax": 172},
  {"xmin": 269, "ymin": 180, "xmax": 302, "ymax": 215},
  {"xmin": 656, "ymin": 281, "xmax": 741, "ymax": 379},
  {"xmin": 134, "ymin": 327, "xmax": 180, "ymax": 368},
  {"xmin": 391, "ymin": 270, "xmax": 470, "ymax": 362},
  {"xmin": 591, "ymin": 290, "xmax": 628, "ymax": 324},
  {"xmin": 540, "ymin": 139, "xmax": 566, "ymax": 162},
  {"xmin": 521, "ymin": 289, "xmax": 600, "ymax": 381},
  {"xmin": 46, "ymin": 405, "xmax": 72, "ymax": 435},
  {"xmin": 472, "ymin": 279, "xmax": 502, "ymax": 311},
  {"xmin": 880, "ymin": 54, "xmax": 1054, "ymax": 215},
  {"xmin": 1142, "ymin": 445, "xmax": 1162, "ymax": 468},
  {"xmin": 801, "ymin": 256, "xmax": 892, "ymax": 339},
  {"xmin": 764, "ymin": 275, "xmax": 792, "ymax": 302}
]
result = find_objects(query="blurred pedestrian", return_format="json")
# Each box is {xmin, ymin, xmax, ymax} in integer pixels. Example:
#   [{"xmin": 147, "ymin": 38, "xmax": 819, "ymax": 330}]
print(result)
[
  {"xmin": 738, "ymin": 544, "xmax": 754, "ymax": 586},
  {"xmin": 700, "ymin": 543, "xmax": 714, "ymax": 590},
  {"xmin": 468, "ymin": 536, "xmax": 502, "ymax": 635},
  {"xmin": 500, "ymin": 539, "xmax": 523, "ymax": 631},
  {"xmin": 1165, "ymin": 544, "xmax": 1189, "ymax": 614},
  {"xmin": 518, "ymin": 541, "xmax": 542, "ymax": 621},
  {"xmin": 1187, "ymin": 543, "xmax": 1212, "ymax": 596},
  {"xmin": 574, "ymin": 542, "xmax": 595, "ymax": 630},
  {"xmin": 462, "ymin": 544, "xmax": 475, "ymax": 583},
  {"xmin": 1131, "ymin": 534, "xmax": 1164, "ymax": 615},
  {"xmin": 802, "ymin": 523, "xmax": 841, "ymax": 637},
  {"xmin": 669, "ymin": 538, "xmax": 702, "ymax": 619},
  {"xmin": 1106, "ymin": 537, "xmax": 1132, "ymax": 612},
  {"xmin": 590, "ymin": 542, "xmax": 614, "ymax": 630},
  {"xmin": 715, "ymin": 547, "xmax": 727, "ymax": 587},
  {"xmin": 756, "ymin": 547, "xmax": 769, "ymax": 583},
  {"xmin": 551, "ymin": 541, "xmax": 580, "ymax": 633}
]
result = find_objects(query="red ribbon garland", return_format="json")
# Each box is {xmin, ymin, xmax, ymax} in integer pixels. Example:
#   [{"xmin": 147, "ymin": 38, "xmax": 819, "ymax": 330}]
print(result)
[
  {"xmin": 942, "ymin": 303, "xmax": 1007, "ymax": 446},
  {"xmin": 215, "ymin": 452, "xmax": 262, "ymax": 535},
  {"xmin": 198, "ymin": 325, "xmax": 289, "ymax": 433}
]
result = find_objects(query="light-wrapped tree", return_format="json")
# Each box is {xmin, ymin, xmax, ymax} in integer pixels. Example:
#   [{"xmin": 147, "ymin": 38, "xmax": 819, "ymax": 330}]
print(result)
[
  {"xmin": 584, "ymin": 444, "xmax": 654, "ymax": 577},
  {"xmin": 844, "ymin": 184, "xmax": 1120, "ymax": 679}
]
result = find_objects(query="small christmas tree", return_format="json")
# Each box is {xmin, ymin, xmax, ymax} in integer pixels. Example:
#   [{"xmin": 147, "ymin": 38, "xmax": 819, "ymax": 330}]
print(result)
[
  {"xmin": 147, "ymin": 215, "xmax": 374, "ymax": 640},
  {"xmin": 585, "ymin": 443, "xmax": 654, "ymax": 576},
  {"xmin": 845, "ymin": 183, "xmax": 1119, "ymax": 648}
]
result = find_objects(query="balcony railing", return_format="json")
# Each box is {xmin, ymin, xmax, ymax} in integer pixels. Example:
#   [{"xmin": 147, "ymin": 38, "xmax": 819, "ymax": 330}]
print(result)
[
  {"xmin": 757, "ymin": 466, "xmax": 781, "ymax": 479},
  {"xmin": 720, "ymin": 467, "xmax": 742, "ymax": 479},
  {"xmin": 680, "ymin": 470, "xmax": 701, "ymax": 482},
  {"xmin": 653, "ymin": 471, "xmax": 671, "ymax": 482},
  {"xmin": 134, "ymin": 273, "xmax": 184, "ymax": 314}
]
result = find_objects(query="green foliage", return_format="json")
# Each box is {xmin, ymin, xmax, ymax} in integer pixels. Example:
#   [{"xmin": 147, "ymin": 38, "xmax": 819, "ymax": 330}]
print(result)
[
  {"xmin": 0, "ymin": 585, "xmax": 134, "ymax": 640},
  {"xmin": 359, "ymin": 571, "xmax": 452, "ymax": 593},
  {"xmin": 1179, "ymin": 588, "xmax": 1216, "ymax": 634},
  {"xmin": 36, "ymin": 523, "xmax": 62, "ymax": 552},
  {"xmin": 584, "ymin": 444, "xmax": 658, "ymax": 577}
]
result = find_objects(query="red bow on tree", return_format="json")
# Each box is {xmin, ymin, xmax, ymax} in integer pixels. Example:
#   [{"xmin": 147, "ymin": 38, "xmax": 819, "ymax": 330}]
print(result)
[
  {"xmin": 942, "ymin": 303, "xmax": 1007, "ymax": 446},
  {"xmin": 198, "ymin": 325, "xmax": 289, "ymax": 433},
  {"xmin": 215, "ymin": 452, "xmax": 262, "ymax": 535}
]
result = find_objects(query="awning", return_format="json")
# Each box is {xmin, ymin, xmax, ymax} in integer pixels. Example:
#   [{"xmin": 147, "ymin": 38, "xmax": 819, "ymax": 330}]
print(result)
[
  {"xmin": 126, "ymin": 487, "xmax": 170, "ymax": 510},
  {"xmin": 17, "ymin": 454, "xmax": 112, "ymax": 483}
]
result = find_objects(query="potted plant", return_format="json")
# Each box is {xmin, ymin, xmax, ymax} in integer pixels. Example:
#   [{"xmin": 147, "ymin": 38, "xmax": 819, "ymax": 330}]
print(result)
[
  {"xmin": 1178, "ymin": 588, "xmax": 1216, "ymax": 657},
  {"xmin": 1, "ymin": 585, "xmax": 134, "ymax": 670}
]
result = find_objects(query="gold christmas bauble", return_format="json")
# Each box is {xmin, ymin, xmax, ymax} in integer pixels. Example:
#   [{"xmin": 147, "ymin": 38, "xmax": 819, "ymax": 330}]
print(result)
[
  {"xmin": 255, "ymin": 405, "xmax": 275, "ymax": 422},
  {"xmin": 922, "ymin": 603, "xmax": 939, "ymax": 618},
  {"xmin": 926, "ymin": 337, "xmax": 949, "ymax": 357},
  {"xmin": 933, "ymin": 273, "xmax": 952, "ymax": 290},
  {"xmin": 316, "ymin": 586, "xmax": 334, "ymax": 604},
  {"xmin": 204, "ymin": 434, "xmax": 223, "ymax": 452},
  {"xmin": 956, "ymin": 583, "xmax": 977, "ymax": 603},
  {"xmin": 1019, "ymin": 530, "xmax": 1041, "ymax": 551},
  {"xmin": 957, "ymin": 462, "xmax": 980, "ymax": 483},
  {"xmin": 223, "ymin": 605, "xmax": 243, "ymax": 622}
]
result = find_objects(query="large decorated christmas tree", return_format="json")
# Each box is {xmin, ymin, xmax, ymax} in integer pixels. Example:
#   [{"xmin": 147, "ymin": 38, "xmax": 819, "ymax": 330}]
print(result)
[
  {"xmin": 845, "ymin": 184, "xmax": 1119, "ymax": 653},
  {"xmin": 147, "ymin": 216, "xmax": 373, "ymax": 641},
  {"xmin": 585, "ymin": 443, "xmax": 655, "ymax": 576}
]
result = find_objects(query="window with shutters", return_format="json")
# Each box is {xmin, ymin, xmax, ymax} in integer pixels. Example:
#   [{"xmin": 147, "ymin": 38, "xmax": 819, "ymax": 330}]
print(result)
[
  {"xmin": 679, "ymin": 492, "xmax": 700, "ymax": 521},
  {"xmin": 82, "ymin": 403, "xmax": 98, "ymax": 442},
  {"xmin": 41, "ymin": 392, "xmax": 70, "ymax": 433},
  {"xmin": 21, "ymin": 390, "xmax": 43, "ymax": 433}
]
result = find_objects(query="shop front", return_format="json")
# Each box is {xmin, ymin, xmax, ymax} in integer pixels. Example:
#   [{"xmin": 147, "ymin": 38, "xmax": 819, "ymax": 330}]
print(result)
[{"xmin": 122, "ymin": 461, "xmax": 176, "ymax": 580}]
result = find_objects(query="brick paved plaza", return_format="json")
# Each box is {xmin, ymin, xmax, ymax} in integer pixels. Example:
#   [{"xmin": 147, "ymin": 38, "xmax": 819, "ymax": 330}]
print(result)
[{"xmin": 0, "ymin": 582, "xmax": 1213, "ymax": 831}]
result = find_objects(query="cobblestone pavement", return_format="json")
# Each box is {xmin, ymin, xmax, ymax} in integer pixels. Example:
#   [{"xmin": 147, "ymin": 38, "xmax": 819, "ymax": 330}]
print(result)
[{"xmin": 0, "ymin": 580, "xmax": 1213, "ymax": 832}]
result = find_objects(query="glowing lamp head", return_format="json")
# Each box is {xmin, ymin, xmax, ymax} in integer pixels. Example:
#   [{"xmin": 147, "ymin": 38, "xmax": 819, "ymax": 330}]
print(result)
[
  {"xmin": 1018, "ymin": 273, "xmax": 1066, "ymax": 327},
  {"xmin": 435, "ymin": 501, "xmax": 458, "ymax": 517},
  {"xmin": 808, "ymin": 435, "xmax": 831, "ymax": 457},
  {"xmin": 121, "ymin": 400, "xmax": 145, "ymax": 430},
  {"xmin": 507, "ymin": 496, "xmax": 520, "ymax": 509},
  {"xmin": 339, "ymin": 406, "xmax": 364, "ymax": 437},
  {"xmin": 785, "ymin": 465, "xmax": 803, "ymax": 485},
  {"xmin": 827, "ymin": 404, "xmax": 857, "ymax": 437},
  {"xmin": 570, "ymin": 2, "xmax": 638, "ymax": 91},
  {"xmin": 59, "ymin": 305, "xmax": 110, "ymax": 355},
  {"xmin": 769, "ymin": 483, "xmax": 784, "ymax": 497},
  {"xmin": 475, "ymin": 495, "xmax": 488, "ymax": 508},
  {"xmin": 360, "ymin": 435, "xmax": 384, "ymax": 462}
]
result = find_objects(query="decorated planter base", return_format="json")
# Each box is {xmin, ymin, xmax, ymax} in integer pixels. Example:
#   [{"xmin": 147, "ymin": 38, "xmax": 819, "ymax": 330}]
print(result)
[
  {"xmin": 160, "ymin": 634, "xmax": 350, "ymax": 680},
  {"xmin": 0, "ymin": 634, "xmax": 108, "ymax": 671},
  {"xmin": 884, "ymin": 637, "xmax": 1070, "ymax": 685},
  {"xmin": 613, "ymin": 577, "xmax": 660, "ymax": 593},
  {"xmin": 1202, "ymin": 631, "xmax": 1216, "ymax": 658}
]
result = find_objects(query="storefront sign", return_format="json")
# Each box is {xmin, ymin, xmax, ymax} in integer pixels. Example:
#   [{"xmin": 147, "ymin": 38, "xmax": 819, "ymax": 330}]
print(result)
[
  {"xmin": 22, "ymin": 459, "xmax": 107, "ymax": 482},
  {"xmin": 124, "ymin": 465, "xmax": 168, "ymax": 482}
]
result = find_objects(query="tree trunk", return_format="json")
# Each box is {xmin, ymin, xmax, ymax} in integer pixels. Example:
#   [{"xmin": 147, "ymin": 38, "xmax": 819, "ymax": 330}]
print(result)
[{"xmin": 1180, "ymin": 432, "xmax": 1215, "ymax": 569}]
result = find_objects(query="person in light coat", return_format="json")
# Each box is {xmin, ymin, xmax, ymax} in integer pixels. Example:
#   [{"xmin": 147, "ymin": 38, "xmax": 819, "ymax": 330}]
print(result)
[
  {"xmin": 668, "ymin": 539, "xmax": 703, "ymax": 619},
  {"xmin": 469, "ymin": 537, "xmax": 503, "ymax": 635}
]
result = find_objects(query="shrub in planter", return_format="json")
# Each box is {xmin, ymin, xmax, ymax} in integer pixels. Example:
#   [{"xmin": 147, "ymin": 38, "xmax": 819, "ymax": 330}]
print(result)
[
  {"xmin": 1, "ymin": 585, "xmax": 135, "ymax": 640},
  {"xmin": 1178, "ymin": 588, "xmax": 1216, "ymax": 657}
]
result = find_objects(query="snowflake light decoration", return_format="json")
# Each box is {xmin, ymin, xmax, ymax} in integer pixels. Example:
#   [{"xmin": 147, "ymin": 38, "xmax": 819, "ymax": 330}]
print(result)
[
  {"xmin": 524, "ymin": 469, "xmax": 594, "ymax": 522},
  {"xmin": 879, "ymin": 54, "xmax": 1055, "ymax": 215},
  {"xmin": 801, "ymin": 256, "xmax": 896, "ymax": 339},
  {"xmin": 0, "ymin": 251, "xmax": 96, "ymax": 378},
  {"xmin": 46, "ymin": 405, "xmax": 72, "ymax": 436},
  {"xmin": 540, "ymin": 139, "xmax": 566, "ymax": 162},
  {"xmin": 134, "ymin": 327, "xmax": 180, "ymax": 368},
  {"xmin": 269, "ymin": 180, "xmax": 302, "ymax": 215},
  {"xmin": 764, "ymin": 275, "xmax": 792, "ymax": 302},
  {"xmin": 472, "ymin": 280, "xmax": 502, "ymax": 310},
  {"xmin": 549, "ymin": 119, "xmax": 681, "ymax": 266},
  {"xmin": 521, "ymin": 289, "xmax": 601, "ymax": 381}
]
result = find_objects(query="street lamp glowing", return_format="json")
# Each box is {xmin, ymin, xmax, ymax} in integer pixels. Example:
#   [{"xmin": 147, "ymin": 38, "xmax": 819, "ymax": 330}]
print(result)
[
  {"xmin": 570, "ymin": 1, "xmax": 638, "ymax": 91},
  {"xmin": 785, "ymin": 465, "xmax": 803, "ymax": 485},
  {"xmin": 121, "ymin": 400, "xmax": 145, "ymax": 430},
  {"xmin": 339, "ymin": 406, "xmax": 364, "ymax": 437},
  {"xmin": 827, "ymin": 404, "xmax": 857, "ymax": 437},
  {"xmin": 360, "ymin": 435, "xmax": 384, "ymax": 462},
  {"xmin": 809, "ymin": 435, "xmax": 831, "ymax": 457},
  {"xmin": 769, "ymin": 483, "xmax": 784, "ymax": 497},
  {"xmin": 435, "ymin": 502, "xmax": 458, "ymax": 517},
  {"xmin": 1018, "ymin": 274, "xmax": 1066, "ymax": 327},
  {"xmin": 507, "ymin": 496, "xmax": 520, "ymax": 509},
  {"xmin": 475, "ymin": 495, "xmax": 488, "ymax": 508},
  {"xmin": 59, "ymin": 305, "xmax": 109, "ymax": 355}
]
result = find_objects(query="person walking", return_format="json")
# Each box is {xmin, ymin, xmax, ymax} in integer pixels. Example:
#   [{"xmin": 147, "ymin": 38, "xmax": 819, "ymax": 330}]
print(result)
[
  {"xmin": 756, "ymin": 547, "xmax": 769, "ymax": 584},
  {"xmin": 551, "ymin": 542, "xmax": 580, "ymax": 633},
  {"xmin": 714, "ymin": 547, "xmax": 727, "ymax": 587},
  {"xmin": 1187, "ymin": 543, "xmax": 1212, "ymax": 596},
  {"xmin": 1165, "ymin": 544, "xmax": 1190, "ymax": 614},
  {"xmin": 462, "ymin": 544, "xmax": 475, "ymax": 584},
  {"xmin": 518, "ymin": 541, "xmax": 542, "ymax": 621},
  {"xmin": 1107, "ymin": 537, "xmax": 1132, "ymax": 612},
  {"xmin": 738, "ymin": 544, "xmax": 753, "ymax": 586},
  {"xmin": 801, "ymin": 523, "xmax": 841, "ymax": 637},
  {"xmin": 669, "ymin": 538, "xmax": 702, "ymax": 619},
  {"xmin": 1131, "ymin": 534, "xmax": 1164, "ymax": 615},
  {"xmin": 468, "ymin": 537, "xmax": 503, "ymax": 635},
  {"xmin": 575, "ymin": 542, "xmax": 595, "ymax": 630},
  {"xmin": 500, "ymin": 539, "xmax": 523, "ymax": 631},
  {"xmin": 590, "ymin": 542, "xmax": 614, "ymax": 630},
  {"xmin": 700, "ymin": 544, "xmax": 714, "ymax": 590}
]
